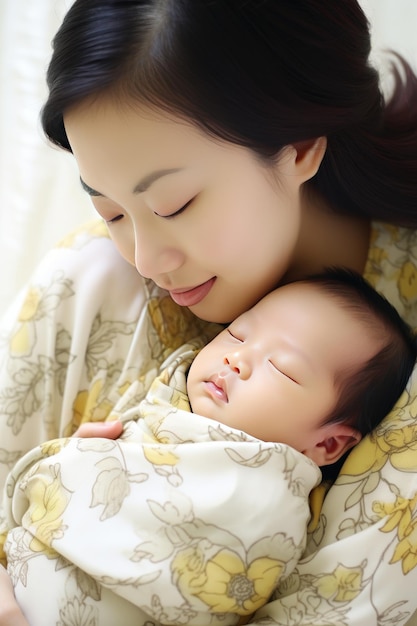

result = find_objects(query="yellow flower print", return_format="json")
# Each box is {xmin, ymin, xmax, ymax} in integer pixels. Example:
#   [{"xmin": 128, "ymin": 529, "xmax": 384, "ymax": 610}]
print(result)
[
  {"xmin": 171, "ymin": 544, "xmax": 209, "ymax": 589},
  {"xmin": 308, "ymin": 482, "xmax": 329, "ymax": 533},
  {"xmin": 9, "ymin": 323, "xmax": 34, "ymax": 357},
  {"xmin": 391, "ymin": 521, "xmax": 417, "ymax": 574},
  {"xmin": 24, "ymin": 463, "xmax": 71, "ymax": 548},
  {"xmin": 170, "ymin": 388, "xmax": 191, "ymax": 411},
  {"xmin": 143, "ymin": 445, "xmax": 179, "ymax": 467},
  {"xmin": 173, "ymin": 546, "xmax": 283, "ymax": 616},
  {"xmin": 146, "ymin": 374, "xmax": 188, "ymax": 411},
  {"xmin": 375, "ymin": 496, "xmax": 415, "ymax": 535},
  {"xmin": 10, "ymin": 274, "xmax": 75, "ymax": 357},
  {"xmin": 340, "ymin": 433, "xmax": 387, "ymax": 476},
  {"xmin": 385, "ymin": 223, "xmax": 402, "ymax": 241},
  {"xmin": 56, "ymin": 219, "xmax": 109, "ymax": 249},
  {"xmin": 341, "ymin": 421, "xmax": 417, "ymax": 478},
  {"xmin": 70, "ymin": 379, "xmax": 114, "ymax": 435},
  {"xmin": 376, "ymin": 494, "xmax": 417, "ymax": 574},
  {"xmin": 71, "ymin": 391, "xmax": 90, "ymax": 433},
  {"xmin": 29, "ymin": 536, "xmax": 59, "ymax": 559},
  {"xmin": 0, "ymin": 532, "xmax": 7, "ymax": 568},
  {"xmin": 396, "ymin": 387, "xmax": 415, "ymax": 412},
  {"xmin": 363, "ymin": 244, "xmax": 389, "ymax": 287},
  {"xmin": 9, "ymin": 287, "xmax": 42, "ymax": 355},
  {"xmin": 383, "ymin": 423, "xmax": 417, "ymax": 471},
  {"xmin": 18, "ymin": 287, "xmax": 42, "ymax": 321},
  {"xmin": 40, "ymin": 438, "xmax": 70, "ymax": 458},
  {"xmin": 117, "ymin": 381, "xmax": 132, "ymax": 396},
  {"xmin": 312, "ymin": 563, "xmax": 364, "ymax": 602},
  {"xmin": 148, "ymin": 296, "xmax": 206, "ymax": 353},
  {"xmin": 399, "ymin": 260, "xmax": 417, "ymax": 305}
]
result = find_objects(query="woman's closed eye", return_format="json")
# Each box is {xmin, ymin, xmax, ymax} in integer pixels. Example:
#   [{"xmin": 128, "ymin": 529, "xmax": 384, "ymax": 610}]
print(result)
[
  {"xmin": 107, "ymin": 214, "xmax": 124, "ymax": 224},
  {"xmin": 107, "ymin": 199, "xmax": 190, "ymax": 222},
  {"xmin": 153, "ymin": 198, "xmax": 194, "ymax": 219},
  {"xmin": 88, "ymin": 194, "xmax": 125, "ymax": 225}
]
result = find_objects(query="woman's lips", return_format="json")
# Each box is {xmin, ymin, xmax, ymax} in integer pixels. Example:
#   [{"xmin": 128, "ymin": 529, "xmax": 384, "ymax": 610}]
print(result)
[{"xmin": 169, "ymin": 277, "xmax": 216, "ymax": 307}]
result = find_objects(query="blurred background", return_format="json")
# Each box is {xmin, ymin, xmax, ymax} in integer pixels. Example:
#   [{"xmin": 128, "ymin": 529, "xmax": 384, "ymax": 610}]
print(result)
[{"xmin": 0, "ymin": 0, "xmax": 416, "ymax": 316}]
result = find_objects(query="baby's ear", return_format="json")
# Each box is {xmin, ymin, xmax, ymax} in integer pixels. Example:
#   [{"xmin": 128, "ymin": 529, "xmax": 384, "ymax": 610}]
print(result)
[{"xmin": 302, "ymin": 423, "xmax": 361, "ymax": 467}]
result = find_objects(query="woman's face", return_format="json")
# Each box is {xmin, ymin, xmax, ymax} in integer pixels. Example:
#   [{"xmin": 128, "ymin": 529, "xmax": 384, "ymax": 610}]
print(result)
[{"xmin": 64, "ymin": 96, "xmax": 305, "ymax": 323}]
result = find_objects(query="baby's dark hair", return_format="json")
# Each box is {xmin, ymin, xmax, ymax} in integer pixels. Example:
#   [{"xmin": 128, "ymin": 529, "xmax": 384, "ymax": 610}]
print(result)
[{"xmin": 303, "ymin": 268, "xmax": 416, "ymax": 436}]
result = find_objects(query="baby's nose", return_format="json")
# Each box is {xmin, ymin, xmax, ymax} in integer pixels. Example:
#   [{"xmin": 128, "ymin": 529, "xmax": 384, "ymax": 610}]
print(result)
[
  {"xmin": 224, "ymin": 356, "xmax": 240, "ymax": 373},
  {"xmin": 223, "ymin": 355, "xmax": 250, "ymax": 379}
]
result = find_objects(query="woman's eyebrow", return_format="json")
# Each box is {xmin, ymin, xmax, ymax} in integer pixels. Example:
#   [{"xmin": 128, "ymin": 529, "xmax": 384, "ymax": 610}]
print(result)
[
  {"xmin": 80, "ymin": 168, "xmax": 184, "ymax": 197},
  {"xmin": 132, "ymin": 168, "xmax": 183, "ymax": 193},
  {"xmin": 79, "ymin": 177, "xmax": 103, "ymax": 197}
]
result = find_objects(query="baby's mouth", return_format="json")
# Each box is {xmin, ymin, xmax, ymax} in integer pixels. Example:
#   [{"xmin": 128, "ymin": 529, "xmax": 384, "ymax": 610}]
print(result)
[{"xmin": 204, "ymin": 377, "xmax": 228, "ymax": 403}]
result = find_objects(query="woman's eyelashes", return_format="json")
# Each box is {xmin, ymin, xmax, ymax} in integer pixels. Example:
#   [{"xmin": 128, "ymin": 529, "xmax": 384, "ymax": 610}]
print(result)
[
  {"xmin": 107, "ymin": 214, "xmax": 124, "ymax": 224},
  {"xmin": 153, "ymin": 198, "xmax": 194, "ymax": 219},
  {"xmin": 100, "ymin": 200, "xmax": 192, "ymax": 225}
]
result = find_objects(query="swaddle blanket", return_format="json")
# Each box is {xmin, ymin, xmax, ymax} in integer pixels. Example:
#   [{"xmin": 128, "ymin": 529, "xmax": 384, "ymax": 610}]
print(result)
[{"xmin": 3, "ymin": 345, "xmax": 321, "ymax": 626}]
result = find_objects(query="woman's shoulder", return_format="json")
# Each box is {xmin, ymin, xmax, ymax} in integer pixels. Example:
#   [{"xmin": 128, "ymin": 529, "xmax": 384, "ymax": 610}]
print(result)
[{"xmin": 1, "ymin": 220, "xmax": 146, "ymax": 333}]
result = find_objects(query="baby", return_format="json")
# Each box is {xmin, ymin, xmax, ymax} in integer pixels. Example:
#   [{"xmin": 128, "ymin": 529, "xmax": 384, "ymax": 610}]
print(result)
[{"xmin": 2, "ymin": 269, "xmax": 415, "ymax": 626}]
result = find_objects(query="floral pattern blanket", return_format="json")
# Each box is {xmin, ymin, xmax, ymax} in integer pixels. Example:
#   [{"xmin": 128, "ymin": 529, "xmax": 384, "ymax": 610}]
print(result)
[
  {"xmin": 1, "ymin": 220, "xmax": 417, "ymax": 625},
  {"xmin": 2, "ymin": 345, "xmax": 320, "ymax": 626}
]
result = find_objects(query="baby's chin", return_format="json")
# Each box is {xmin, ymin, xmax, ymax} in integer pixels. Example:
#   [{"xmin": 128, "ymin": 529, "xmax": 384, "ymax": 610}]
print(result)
[{"xmin": 187, "ymin": 393, "xmax": 219, "ymax": 422}]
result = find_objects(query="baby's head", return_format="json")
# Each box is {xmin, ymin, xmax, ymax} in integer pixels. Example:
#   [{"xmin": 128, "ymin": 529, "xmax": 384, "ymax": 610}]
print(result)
[
  {"xmin": 187, "ymin": 268, "xmax": 416, "ymax": 468},
  {"xmin": 305, "ymin": 269, "xmax": 416, "ymax": 436}
]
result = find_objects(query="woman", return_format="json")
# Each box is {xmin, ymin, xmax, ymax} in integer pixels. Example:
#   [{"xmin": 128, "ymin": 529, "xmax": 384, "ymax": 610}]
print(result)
[{"xmin": 1, "ymin": 1, "xmax": 417, "ymax": 624}]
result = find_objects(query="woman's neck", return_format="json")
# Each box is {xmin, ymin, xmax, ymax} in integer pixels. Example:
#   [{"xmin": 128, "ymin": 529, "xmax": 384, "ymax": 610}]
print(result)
[{"xmin": 284, "ymin": 190, "xmax": 371, "ymax": 283}]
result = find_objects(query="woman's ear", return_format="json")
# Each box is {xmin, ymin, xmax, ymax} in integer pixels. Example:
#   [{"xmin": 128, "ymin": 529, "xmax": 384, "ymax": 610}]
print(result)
[
  {"xmin": 279, "ymin": 136, "xmax": 327, "ymax": 183},
  {"xmin": 302, "ymin": 423, "xmax": 361, "ymax": 467}
]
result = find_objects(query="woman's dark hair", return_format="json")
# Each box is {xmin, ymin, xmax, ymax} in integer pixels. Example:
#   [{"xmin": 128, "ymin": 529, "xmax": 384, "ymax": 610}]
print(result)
[{"xmin": 42, "ymin": 0, "xmax": 417, "ymax": 226}]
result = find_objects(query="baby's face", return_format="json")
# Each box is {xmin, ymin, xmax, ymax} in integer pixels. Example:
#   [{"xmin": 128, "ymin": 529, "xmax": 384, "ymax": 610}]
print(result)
[{"xmin": 187, "ymin": 282, "xmax": 378, "ymax": 452}]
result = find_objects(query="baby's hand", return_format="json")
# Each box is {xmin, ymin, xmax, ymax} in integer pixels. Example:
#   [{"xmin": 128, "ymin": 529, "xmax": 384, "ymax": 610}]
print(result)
[
  {"xmin": 73, "ymin": 420, "xmax": 123, "ymax": 439},
  {"xmin": 0, "ymin": 566, "xmax": 29, "ymax": 625}
]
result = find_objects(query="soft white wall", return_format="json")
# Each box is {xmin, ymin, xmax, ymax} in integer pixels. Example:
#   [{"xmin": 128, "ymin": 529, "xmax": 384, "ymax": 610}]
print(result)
[
  {"xmin": 361, "ymin": 0, "xmax": 417, "ymax": 63},
  {"xmin": 0, "ymin": 1, "xmax": 416, "ymax": 317}
]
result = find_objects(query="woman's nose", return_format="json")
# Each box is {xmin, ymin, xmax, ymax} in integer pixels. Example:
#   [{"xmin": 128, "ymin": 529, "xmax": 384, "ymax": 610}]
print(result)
[
  {"xmin": 134, "ymin": 228, "xmax": 185, "ymax": 279},
  {"xmin": 223, "ymin": 353, "xmax": 250, "ymax": 379}
]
